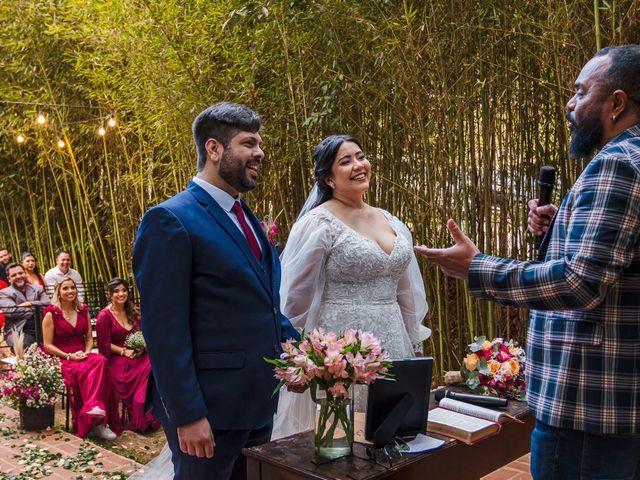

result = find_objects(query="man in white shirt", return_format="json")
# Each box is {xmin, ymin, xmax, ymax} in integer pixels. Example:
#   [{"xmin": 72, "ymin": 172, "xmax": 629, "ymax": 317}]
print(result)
[{"xmin": 44, "ymin": 250, "xmax": 84, "ymax": 302}]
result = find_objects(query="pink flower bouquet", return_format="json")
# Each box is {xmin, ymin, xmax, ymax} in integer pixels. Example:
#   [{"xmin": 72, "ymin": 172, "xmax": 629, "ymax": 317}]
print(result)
[
  {"xmin": 265, "ymin": 328, "xmax": 393, "ymax": 458},
  {"xmin": 460, "ymin": 336, "xmax": 526, "ymax": 400},
  {"xmin": 1, "ymin": 344, "xmax": 65, "ymax": 409}
]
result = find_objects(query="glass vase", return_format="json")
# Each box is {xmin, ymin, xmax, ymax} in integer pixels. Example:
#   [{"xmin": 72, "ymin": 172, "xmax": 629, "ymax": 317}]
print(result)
[{"xmin": 314, "ymin": 395, "xmax": 354, "ymax": 459}]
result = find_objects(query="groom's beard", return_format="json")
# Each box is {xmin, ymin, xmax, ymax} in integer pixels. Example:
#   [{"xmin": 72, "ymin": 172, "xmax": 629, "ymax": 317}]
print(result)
[
  {"xmin": 567, "ymin": 107, "xmax": 604, "ymax": 160},
  {"xmin": 219, "ymin": 149, "xmax": 258, "ymax": 193}
]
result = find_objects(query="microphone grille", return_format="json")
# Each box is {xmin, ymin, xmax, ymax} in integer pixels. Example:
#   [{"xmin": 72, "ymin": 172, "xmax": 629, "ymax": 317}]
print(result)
[
  {"xmin": 538, "ymin": 165, "xmax": 556, "ymax": 185},
  {"xmin": 434, "ymin": 388, "xmax": 446, "ymax": 401}
]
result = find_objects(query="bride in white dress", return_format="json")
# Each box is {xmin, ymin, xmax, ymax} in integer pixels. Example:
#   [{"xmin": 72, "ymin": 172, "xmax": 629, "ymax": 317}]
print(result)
[{"xmin": 272, "ymin": 135, "xmax": 431, "ymax": 439}]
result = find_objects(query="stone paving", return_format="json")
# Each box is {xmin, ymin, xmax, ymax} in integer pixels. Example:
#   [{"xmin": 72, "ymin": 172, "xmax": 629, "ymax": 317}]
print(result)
[
  {"xmin": 0, "ymin": 403, "xmax": 140, "ymax": 479},
  {"xmin": 482, "ymin": 453, "xmax": 532, "ymax": 480}
]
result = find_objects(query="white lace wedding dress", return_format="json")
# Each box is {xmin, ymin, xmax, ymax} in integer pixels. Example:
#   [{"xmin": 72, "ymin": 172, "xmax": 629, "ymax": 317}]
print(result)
[{"xmin": 271, "ymin": 206, "xmax": 430, "ymax": 440}]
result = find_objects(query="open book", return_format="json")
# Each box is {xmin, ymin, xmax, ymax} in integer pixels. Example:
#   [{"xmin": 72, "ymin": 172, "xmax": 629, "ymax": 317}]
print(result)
[{"xmin": 427, "ymin": 398, "xmax": 520, "ymax": 445}]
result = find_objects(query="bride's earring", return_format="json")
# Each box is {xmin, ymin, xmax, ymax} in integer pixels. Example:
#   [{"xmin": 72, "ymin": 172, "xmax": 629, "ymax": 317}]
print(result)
[{"xmin": 328, "ymin": 180, "xmax": 335, "ymax": 189}]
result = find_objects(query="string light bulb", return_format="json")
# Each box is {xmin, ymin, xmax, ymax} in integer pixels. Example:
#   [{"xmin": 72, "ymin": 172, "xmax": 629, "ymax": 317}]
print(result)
[
  {"xmin": 57, "ymin": 139, "xmax": 65, "ymax": 148},
  {"xmin": 98, "ymin": 127, "xmax": 106, "ymax": 136},
  {"xmin": 36, "ymin": 113, "xmax": 46, "ymax": 125},
  {"xmin": 107, "ymin": 116, "xmax": 116, "ymax": 127},
  {"xmin": 16, "ymin": 134, "xmax": 25, "ymax": 144}
]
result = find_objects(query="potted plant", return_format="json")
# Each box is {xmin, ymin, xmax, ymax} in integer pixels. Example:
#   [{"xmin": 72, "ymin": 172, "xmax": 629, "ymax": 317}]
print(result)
[
  {"xmin": 1, "ymin": 343, "xmax": 65, "ymax": 430},
  {"xmin": 266, "ymin": 328, "xmax": 393, "ymax": 459}
]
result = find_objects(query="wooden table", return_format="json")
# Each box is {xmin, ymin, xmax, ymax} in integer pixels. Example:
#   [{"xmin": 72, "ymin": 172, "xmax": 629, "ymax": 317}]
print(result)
[{"xmin": 244, "ymin": 392, "xmax": 533, "ymax": 480}]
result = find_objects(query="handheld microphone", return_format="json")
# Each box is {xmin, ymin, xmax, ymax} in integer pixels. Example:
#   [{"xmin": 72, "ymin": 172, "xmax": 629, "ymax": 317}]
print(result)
[
  {"xmin": 534, "ymin": 166, "xmax": 556, "ymax": 250},
  {"xmin": 434, "ymin": 388, "xmax": 508, "ymax": 408}
]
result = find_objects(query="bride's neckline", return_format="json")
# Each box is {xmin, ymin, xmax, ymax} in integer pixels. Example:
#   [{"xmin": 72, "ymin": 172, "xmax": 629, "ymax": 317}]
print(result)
[{"xmin": 317, "ymin": 206, "xmax": 398, "ymax": 257}]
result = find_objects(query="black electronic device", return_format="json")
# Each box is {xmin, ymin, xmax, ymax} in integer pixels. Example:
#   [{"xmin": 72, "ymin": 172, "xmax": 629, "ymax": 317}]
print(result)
[
  {"xmin": 365, "ymin": 357, "xmax": 433, "ymax": 448},
  {"xmin": 534, "ymin": 166, "xmax": 557, "ymax": 249},
  {"xmin": 434, "ymin": 388, "xmax": 508, "ymax": 408}
]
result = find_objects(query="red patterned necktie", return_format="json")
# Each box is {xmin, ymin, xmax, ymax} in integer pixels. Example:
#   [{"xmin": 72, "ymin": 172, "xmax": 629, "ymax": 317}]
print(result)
[{"xmin": 231, "ymin": 202, "xmax": 262, "ymax": 261}]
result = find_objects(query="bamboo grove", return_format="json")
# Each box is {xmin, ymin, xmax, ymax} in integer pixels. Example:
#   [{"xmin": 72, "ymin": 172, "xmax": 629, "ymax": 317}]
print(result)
[{"xmin": 1, "ymin": 0, "xmax": 637, "ymax": 378}]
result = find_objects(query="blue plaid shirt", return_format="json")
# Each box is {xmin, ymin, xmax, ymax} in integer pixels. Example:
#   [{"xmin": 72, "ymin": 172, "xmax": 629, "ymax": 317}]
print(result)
[{"xmin": 469, "ymin": 125, "xmax": 640, "ymax": 434}]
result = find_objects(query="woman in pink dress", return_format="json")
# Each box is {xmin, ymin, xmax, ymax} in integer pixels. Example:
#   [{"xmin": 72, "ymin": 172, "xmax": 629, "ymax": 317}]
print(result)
[
  {"xmin": 42, "ymin": 276, "xmax": 122, "ymax": 440},
  {"xmin": 21, "ymin": 252, "xmax": 46, "ymax": 288},
  {"xmin": 95, "ymin": 278, "xmax": 159, "ymax": 432}
]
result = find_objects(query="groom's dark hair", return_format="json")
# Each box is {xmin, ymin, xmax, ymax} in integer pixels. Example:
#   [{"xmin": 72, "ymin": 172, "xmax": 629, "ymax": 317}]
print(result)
[{"xmin": 193, "ymin": 102, "xmax": 263, "ymax": 171}]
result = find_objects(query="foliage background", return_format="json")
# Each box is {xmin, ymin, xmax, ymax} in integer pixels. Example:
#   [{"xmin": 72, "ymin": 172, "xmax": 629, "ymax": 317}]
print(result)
[{"xmin": 1, "ymin": 0, "xmax": 637, "ymax": 377}]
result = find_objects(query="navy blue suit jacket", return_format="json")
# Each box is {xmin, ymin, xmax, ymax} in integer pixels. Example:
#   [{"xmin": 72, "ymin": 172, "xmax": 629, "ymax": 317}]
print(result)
[{"xmin": 133, "ymin": 181, "xmax": 299, "ymax": 430}]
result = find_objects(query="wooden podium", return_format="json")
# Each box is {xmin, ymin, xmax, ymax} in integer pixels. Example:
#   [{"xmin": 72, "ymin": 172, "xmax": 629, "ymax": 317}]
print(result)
[{"xmin": 244, "ymin": 390, "xmax": 533, "ymax": 480}]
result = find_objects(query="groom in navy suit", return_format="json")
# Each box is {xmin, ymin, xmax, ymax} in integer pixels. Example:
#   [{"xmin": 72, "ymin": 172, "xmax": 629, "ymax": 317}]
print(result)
[{"xmin": 133, "ymin": 102, "xmax": 299, "ymax": 479}]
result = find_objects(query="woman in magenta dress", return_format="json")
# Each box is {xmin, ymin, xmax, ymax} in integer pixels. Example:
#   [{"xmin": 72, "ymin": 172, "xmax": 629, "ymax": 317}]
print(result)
[
  {"xmin": 21, "ymin": 252, "xmax": 46, "ymax": 288},
  {"xmin": 42, "ymin": 276, "xmax": 122, "ymax": 440},
  {"xmin": 95, "ymin": 278, "xmax": 159, "ymax": 432}
]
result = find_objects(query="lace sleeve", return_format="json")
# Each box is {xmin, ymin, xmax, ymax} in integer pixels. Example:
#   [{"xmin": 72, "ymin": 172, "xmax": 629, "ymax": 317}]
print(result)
[
  {"xmin": 393, "ymin": 215, "xmax": 430, "ymax": 352},
  {"xmin": 280, "ymin": 211, "xmax": 332, "ymax": 330}
]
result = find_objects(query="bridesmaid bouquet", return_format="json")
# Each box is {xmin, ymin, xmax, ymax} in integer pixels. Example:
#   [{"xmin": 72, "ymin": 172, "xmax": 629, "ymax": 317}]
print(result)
[
  {"xmin": 265, "ymin": 328, "xmax": 393, "ymax": 458},
  {"xmin": 0, "ymin": 344, "xmax": 64, "ymax": 408},
  {"xmin": 461, "ymin": 336, "xmax": 526, "ymax": 400},
  {"xmin": 124, "ymin": 331, "xmax": 146, "ymax": 355}
]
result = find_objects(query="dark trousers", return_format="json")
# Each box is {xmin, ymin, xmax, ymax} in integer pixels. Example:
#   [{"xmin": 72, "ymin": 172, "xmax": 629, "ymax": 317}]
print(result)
[
  {"xmin": 153, "ymin": 393, "xmax": 272, "ymax": 480},
  {"xmin": 531, "ymin": 419, "xmax": 640, "ymax": 480}
]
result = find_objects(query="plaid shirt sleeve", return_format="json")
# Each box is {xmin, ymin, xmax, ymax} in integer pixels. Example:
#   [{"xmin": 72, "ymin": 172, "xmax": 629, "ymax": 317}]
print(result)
[{"xmin": 469, "ymin": 150, "xmax": 640, "ymax": 311}]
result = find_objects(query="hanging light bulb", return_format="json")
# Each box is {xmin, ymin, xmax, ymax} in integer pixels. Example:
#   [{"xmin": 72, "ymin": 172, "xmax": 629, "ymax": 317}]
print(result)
[
  {"xmin": 107, "ymin": 116, "xmax": 117, "ymax": 127},
  {"xmin": 98, "ymin": 127, "xmax": 106, "ymax": 136},
  {"xmin": 16, "ymin": 134, "xmax": 25, "ymax": 144},
  {"xmin": 36, "ymin": 113, "xmax": 46, "ymax": 125},
  {"xmin": 57, "ymin": 139, "xmax": 65, "ymax": 148}
]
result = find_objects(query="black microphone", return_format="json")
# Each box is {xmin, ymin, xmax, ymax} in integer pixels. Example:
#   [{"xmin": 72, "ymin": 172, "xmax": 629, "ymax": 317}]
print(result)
[
  {"xmin": 534, "ymin": 166, "xmax": 556, "ymax": 250},
  {"xmin": 434, "ymin": 388, "xmax": 508, "ymax": 408}
]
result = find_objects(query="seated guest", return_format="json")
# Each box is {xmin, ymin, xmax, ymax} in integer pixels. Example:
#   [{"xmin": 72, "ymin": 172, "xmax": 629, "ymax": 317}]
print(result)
[
  {"xmin": 44, "ymin": 251, "xmax": 84, "ymax": 302},
  {"xmin": 0, "ymin": 263, "xmax": 50, "ymax": 349},
  {"xmin": 0, "ymin": 248, "xmax": 12, "ymax": 284},
  {"xmin": 96, "ymin": 278, "xmax": 160, "ymax": 432},
  {"xmin": 42, "ymin": 276, "xmax": 121, "ymax": 440},
  {"xmin": 21, "ymin": 252, "xmax": 46, "ymax": 288},
  {"xmin": 0, "ymin": 279, "xmax": 7, "ymax": 331}
]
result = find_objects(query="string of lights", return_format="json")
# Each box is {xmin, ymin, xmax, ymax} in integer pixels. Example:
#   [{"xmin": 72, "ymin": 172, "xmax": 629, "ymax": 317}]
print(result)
[{"xmin": 2, "ymin": 100, "xmax": 121, "ymax": 146}]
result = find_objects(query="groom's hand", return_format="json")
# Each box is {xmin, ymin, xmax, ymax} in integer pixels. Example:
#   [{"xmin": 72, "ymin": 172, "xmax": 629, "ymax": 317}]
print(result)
[{"xmin": 177, "ymin": 417, "xmax": 215, "ymax": 458}]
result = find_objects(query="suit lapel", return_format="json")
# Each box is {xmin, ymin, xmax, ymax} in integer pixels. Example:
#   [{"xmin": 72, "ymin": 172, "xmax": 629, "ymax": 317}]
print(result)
[
  {"xmin": 188, "ymin": 182, "xmax": 272, "ymax": 296},
  {"xmin": 244, "ymin": 202, "xmax": 276, "ymax": 292},
  {"xmin": 11, "ymin": 286, "xmax": 27, "ymax": 303}
]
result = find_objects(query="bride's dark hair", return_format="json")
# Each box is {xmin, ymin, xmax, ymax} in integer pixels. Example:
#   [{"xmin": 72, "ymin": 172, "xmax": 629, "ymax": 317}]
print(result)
[{"xmin": 311, "ymin": 134, "xmax": 363, "ymax": 209}]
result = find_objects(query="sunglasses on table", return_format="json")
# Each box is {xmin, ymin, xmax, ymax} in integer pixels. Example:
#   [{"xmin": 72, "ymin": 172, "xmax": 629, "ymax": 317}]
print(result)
[{"xmin": 365, "ymin": 437, "xmax": 410, "ymax": 468}]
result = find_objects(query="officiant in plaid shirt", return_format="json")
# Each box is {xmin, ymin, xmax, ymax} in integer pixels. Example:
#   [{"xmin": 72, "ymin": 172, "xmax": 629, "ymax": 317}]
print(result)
[{"xmin": 416, "ymin": 45, "xmax": 640, "ymax": 480}]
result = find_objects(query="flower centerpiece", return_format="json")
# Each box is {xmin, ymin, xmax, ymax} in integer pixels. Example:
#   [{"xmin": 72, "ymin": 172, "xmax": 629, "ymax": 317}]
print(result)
[
  {"xmin": 461, "ymin": 336, "xmax": 526, "ymax": 400},
  {"xmin": 265, "ymin": 328, "xmax": 393, "ymax": 459},
  {"xmin": 0, "ymin": 344, "xmax": 65, "ymax": 430},
  {"xmin": 124, "ymin": 330, "xmax": 146, "ymax": 355}
]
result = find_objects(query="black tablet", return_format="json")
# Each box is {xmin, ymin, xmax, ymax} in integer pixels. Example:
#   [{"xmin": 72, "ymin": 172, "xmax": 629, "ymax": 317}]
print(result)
[{"xmin": 365, "ymin": 357, "xmax": 433, "ymax": 447}]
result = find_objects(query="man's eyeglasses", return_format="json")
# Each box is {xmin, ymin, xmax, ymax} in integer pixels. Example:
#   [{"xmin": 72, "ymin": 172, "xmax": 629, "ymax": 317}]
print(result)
[{"xmin": 365, "ymin": 437, "xmax": 410, "ymax": 468}]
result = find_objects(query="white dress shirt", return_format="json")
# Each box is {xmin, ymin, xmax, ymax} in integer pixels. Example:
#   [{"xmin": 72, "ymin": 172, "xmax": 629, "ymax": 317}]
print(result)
[
  {"xmin": 43, "ymin": 266, "xmax": 85, "ymax": 302},
  {"xmin": 192, "ymin": 176, "xmax": 262, "ymax": 253}
]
